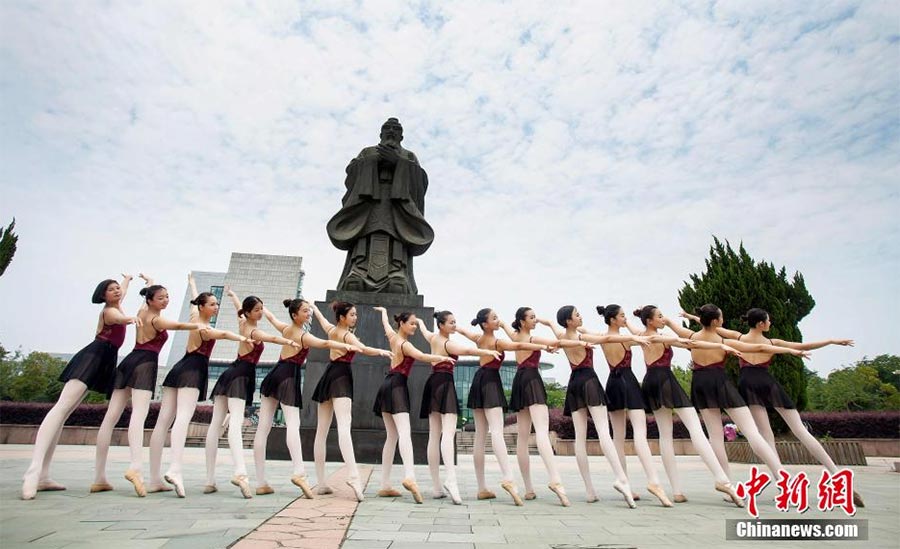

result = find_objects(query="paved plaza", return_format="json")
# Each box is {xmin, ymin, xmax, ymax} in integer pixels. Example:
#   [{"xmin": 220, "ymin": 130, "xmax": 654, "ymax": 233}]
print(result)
[{"xmin": 0, "ymin": 444, "xmax": 897, "ymax": 548}]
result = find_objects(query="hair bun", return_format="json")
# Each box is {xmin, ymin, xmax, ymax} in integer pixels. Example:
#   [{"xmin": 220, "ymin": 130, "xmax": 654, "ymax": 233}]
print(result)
[
  {"xmin": 470, "ymin": 318, "xmax": 479, "ymax": 326},
  {"xmin": 433, "ymin": 312, "xmax": 440, "ymax": 320},
  {"xmin": 633, "ymin": 308, "xmax": 642, "ymax": 317},
  {"xmin": 694, "ymin": 307, "xmax": 703, "ymax": 315},
  {"xmin": 190, "ymin": 297, "xmax": 199, "ymax": 306},
  {"xmin": 596, "ymin": 305, "xmax": 605, "ymax": 316},
  {"xmin": 393, "ymin": 314, "xmax": 402, "ymax": 324},
  {"xmin": 139, "ymin": 287, "xmax": 149, "ymax": 297},
  {"xmin": 283, "ymin": 299, "xmax": 292, "ymax": 308}
]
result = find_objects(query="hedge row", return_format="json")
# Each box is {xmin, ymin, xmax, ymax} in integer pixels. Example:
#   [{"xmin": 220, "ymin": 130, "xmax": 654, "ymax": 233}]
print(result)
[
  {"xmin": 0, "ymin": 401, "xmax": 214, "ymax": 427},
  {"xmin": 543, "ymin": 408, "xmax": 899, "ymax": 440}
]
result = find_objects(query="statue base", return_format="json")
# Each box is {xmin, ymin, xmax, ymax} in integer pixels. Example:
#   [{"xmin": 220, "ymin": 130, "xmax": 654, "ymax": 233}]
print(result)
[{"xmin": 298, "ymin": 290, "xmax": 447, "ymax": 464}]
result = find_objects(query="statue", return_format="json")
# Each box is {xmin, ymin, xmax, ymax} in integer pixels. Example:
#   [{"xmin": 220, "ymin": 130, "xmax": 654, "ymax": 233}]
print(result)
[{"xmin": 326, "ymin": 118, "xmax": 434, "ymax": 294}]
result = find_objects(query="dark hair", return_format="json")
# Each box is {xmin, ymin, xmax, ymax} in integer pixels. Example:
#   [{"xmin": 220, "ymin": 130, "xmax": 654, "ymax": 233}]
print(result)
[
  {"xmin": 91, "ymin": 279, "xmax": 117, "ymax": 304},
  {"xmin": 633, "ymin": 305, "xmax": 658, "ymax": 327},
  {"xmin": 331, "ymin": 301, "xmax": 355, "ymax": 322},
  {"xmin": 434, "ymin": 310, "xmax": 453, "ymax": 327},
  {"xmin": 471, "ymin": 308, "xmax": 491, "ymax": 328},
  {"xmin": 139, "ymin": 285, "xmax": 166, "ymax": 302},
  {"xmin": 556, "ymin": 305, "xmax": 575, "ymax": 327},
  {"xmin": 741, "ymin": 308, "xmax": 769, "ymax": 328},
  {"xmin": 596, "ymin": 304, "xmax": 622, "ymax": 325},
  {"xmin": 283, "ymin": 298, "xmax": 310, "ymax": 321},
  {"xmin": 393, "ymin": 311, "xmax": 414, "ymax": 326},
  {"xmin": 694, "ymin": 304, "xmax": 722, "ymax": 327},
  {"xmin": 511, "ymin": 307, "xmax": 532, "ymax": 332},
  {"xmin": 190, "ymin": 291, "xmax": 215, "ymax": 307},
  {"xmin": 238, "ymin": 295, "xmax": 263, "ymax": 318}
]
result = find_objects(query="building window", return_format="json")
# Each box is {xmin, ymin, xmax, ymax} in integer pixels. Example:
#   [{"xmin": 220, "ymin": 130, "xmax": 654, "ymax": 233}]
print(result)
[{"xmin": 209, "ymin": 285, "xmax": 224, "ymax": 327}]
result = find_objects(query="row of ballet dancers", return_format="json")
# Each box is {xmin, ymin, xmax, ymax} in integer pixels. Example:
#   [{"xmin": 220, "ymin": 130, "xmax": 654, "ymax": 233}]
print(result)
[{"xmin": 20, "ymin": 273, "xmax": 862, "ymax": 510}]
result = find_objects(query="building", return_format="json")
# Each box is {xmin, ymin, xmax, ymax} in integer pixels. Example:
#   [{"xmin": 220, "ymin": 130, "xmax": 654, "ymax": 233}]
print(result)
[{"xmin": 160, "ymin": 252, "xmax": 305, "ymax": 403}]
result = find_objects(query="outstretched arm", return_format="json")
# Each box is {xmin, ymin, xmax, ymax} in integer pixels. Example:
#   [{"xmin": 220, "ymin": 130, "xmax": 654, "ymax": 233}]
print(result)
[
  {"xmin": 372, "ymin": 306, "xmax": 397, "ymax": 341},
  {"xmin": 344, "ymin": 332, "xmax": 393, "ymax": 359},
  {"xmin": 769, "ymin": 338, "xmax": 854, "ymax": 351},
  {"xmin": 725, "ymin": 338, "xmax": 812, "ymax": 359},
  {"xmin": 496, "ymin": 339, "xmax": 552, "ymax": 353},
  {"xmin": 580, "ymin": 332, "xmax": 650, "ymax": 347},
  {"xmin": 103, "ymin": 306, "xmax": 141, "ymax": 328},
  {"xmin": 498, "ymin": 319, "xmax": 517, "ymax": 340},
  {"xmin": 119, "ymin": 273, "xmax": 133, "ymax": 301},
  {"xmin": 541, "ymin": 319, "xmax": 566, "ymax": 339},
  {"xmin": 445, "ymin": 340, "xmax": 502, "ymax": 361},
  {"xmin": 203, "ymin": 327, "xmax": 252, "ymax": 344},
  {"xmin": 225, "ymin": 286, "xmax": 242, "ymax": 313},
  {"xmin": 153, "ymin": 317, "xmax": 203, "ymax": 331},
  {"xmin": 263, "ymin": 307, "xmax": 291, "ymax": 334},
  {"xmin": 312, "ymin": 306, "xmax": 335, "ymax": 334},
  {"xmin": 398, "ymin": 340, "xmax": 456, "ymax": 366},
  {"xmin": 625, "ymin": 320, "xmax": 644, "ymax": 336},
  {"xmin": 416, "ymin": 318, "xmax": 435, "ymax": 343},
  {"xmin": 665, "ymin": 316, "xmax": 695, "ymax": 338},
  {"xmin": 302, "ymin": 332, "xmax": 360, "ymax": 353},
  {"xmin": 248, "ymin": 328, "xmax": 300, "ymax": 348},
  {"xmin": 455, "ymin": 326, "xmax": 480, "ymax": 343}
]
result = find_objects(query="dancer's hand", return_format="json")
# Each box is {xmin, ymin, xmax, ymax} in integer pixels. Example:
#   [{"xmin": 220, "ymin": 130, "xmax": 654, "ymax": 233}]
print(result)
[
  {"xmin": 372, "ymin": 306, "xmax": 386, "ymax": 313},
  {"xmin": 794, "ymin": 350, "xmax": 812, "ymax": 360},
  {"xmin": 722, "ymin": 345, "xmax": 743, "ymax": 359},
  {"xmin": 832, "ymin": 339, "xmax": 854, "ymax": 346}
]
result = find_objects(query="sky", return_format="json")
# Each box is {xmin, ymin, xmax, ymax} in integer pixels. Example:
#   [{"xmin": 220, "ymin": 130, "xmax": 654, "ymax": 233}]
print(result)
[{"xmin": 1, "ymin": 1, "xmax": 898, "ymax": 385}]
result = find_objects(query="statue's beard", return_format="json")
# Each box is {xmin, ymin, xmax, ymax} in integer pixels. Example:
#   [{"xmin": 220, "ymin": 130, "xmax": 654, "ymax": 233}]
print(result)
[{"xmin": 381, "ymin": 136, "xmax": 400, "ymax": 148}]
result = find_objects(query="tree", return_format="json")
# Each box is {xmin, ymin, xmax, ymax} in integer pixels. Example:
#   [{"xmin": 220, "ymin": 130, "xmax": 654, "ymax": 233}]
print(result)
[
  {"xmin": 807, "ymin": 355, "xmax": 900, "ymax": 411},
  {"xmin": 544, "ymin": 381, "xmax": 567, "ymax": 410},
  {"xmin": 0, "ymin": 218, "xmax": 18, "ymax": 277},
  {"xmin": 671, "ymin": 365, "xmax": 692, "ymax": 396},
  {"xmin": 678, "ymin": 237, "xmax": 816, "ymax": 411},
  {"xmin": 0, "ymin": 348, "xmax": 66, "ymax": 402}
]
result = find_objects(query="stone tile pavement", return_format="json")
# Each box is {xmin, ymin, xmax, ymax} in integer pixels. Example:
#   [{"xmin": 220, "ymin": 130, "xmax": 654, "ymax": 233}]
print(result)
[{"xmin": 1, "ymin": 444, "xmax": 898, "ymax": 548}]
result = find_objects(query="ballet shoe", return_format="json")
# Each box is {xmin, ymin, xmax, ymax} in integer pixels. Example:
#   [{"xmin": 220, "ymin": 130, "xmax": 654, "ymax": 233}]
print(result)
[
  {"xmin": 500, "ymin": 480, "xmax": 524, "ymax": 506},
  {"xmin": 548, "ymin": 483, "xmax": 570, "ymax": 507},
  {"xmin": 443, "ymin": 482, "xmax": 462, "ymax": 505},
  {"xmin": 853, "ymin": 491, "xmax": 865, "ymax": 508},
  {"xmin": 613, "ymin": 480, "xmax": 637, "ymax": 509},
  {"xmin": 202, "ymin": 484, "xmax": 217, "ymax": 494},
  {"xmin": 89, "ymin": 482, "xmax": 114, "ymax": 493},
  {"xmin": 647, "ymin": 484, "xmax": 673, "ymax": 507},
  {"xmin": 291, "ymin": 475, "xmax": 315, "ymax": 499},
  {"xmin": 21, "ymin": 475, "xmax": 39, "ymax": 500},
  {"xmin": 164, "ymin": 473, "xmax": 185, "ymax": 498},
  {"xmin": 715, "ymin": 481, "xmax": 744, "ymax": 508},
  {"xmin": 230, "ymin": 475, "xmax": 252, "ymax": 499},
  {"xmin": 256, "ymin": 485, "xmax": 274, "ymax": 496},
  {"xmin": 37, "ymin": 479, "xmax": 66, "ymax": 491},
  {"xmin": 523, "ymin": 491, "xmax": 537, "ymax": 500},
  {"xmin": 402, "ymin": 479, "xmax": 424, "ymax": 504},
  {"xmin": 315, "ymin": 484, "xmax": 334, "ymax": 495},
  {"xmin": 346, "ymin": 478, "xmax": 365, "ymax": 502},
  {"xmin": 477, "ymin": 489, "xmax": 496, "ymax": 500},
  {"xmin": 673, "ymin": 493, "xmax": 688, "ymax": 504},
  {"xmin": 586, "ymin": 494, "xmax": 600, "ymax": 503},
  {"xmin": 377, "ymin": 488, "xmax": 402, "ymax": 497},
  {"xmin": 147, "ymin": 483, "xmax": 173, "ymax": 493},
  {"xmin": 124, "ymin": 469, "xmax": 147, "ymax": 497}
]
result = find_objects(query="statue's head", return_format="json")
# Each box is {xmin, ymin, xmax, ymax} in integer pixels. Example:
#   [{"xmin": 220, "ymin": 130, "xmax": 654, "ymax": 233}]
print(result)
[{"xmin": 380, "ymin": 117, "xmax": 403, "ymax": 147}]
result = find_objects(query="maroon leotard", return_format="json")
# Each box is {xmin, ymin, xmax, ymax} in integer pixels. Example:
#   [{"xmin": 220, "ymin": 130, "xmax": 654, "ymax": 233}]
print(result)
[
  {"xmin": 134, "ymin": 320, "xmax": 168, "ymax": 353},
  {"xmin": 238, "ymin": 340, "xmax": 265, "ymax": 365},
  {"xmin": 96, "ymin": 323, "xmax": 127, "ymax": 348},
  {"xmin": 517, "ymin": 349, "xmax": 541, "ymax": 369},
  {"xmin": 647, "ymin": 345, "xmax": 673, "ymax": 368},
  {"xmin": 606, "ymin": 343, "xmax": 632, "ymax": 369},
  {"xmin": 569, "ymin": 346, "xmax": 594, "ymax": 370}
]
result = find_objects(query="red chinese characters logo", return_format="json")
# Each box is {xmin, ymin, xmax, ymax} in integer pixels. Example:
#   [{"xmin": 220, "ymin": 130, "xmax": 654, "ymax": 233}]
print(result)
[{"xmin": 738, "ymin": 468, "xmax": 857, "ymax": 517}]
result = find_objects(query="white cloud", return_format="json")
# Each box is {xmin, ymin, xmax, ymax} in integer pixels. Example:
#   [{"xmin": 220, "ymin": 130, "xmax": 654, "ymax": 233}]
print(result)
[{"xmin": 0, "ymin": 0, "xmax": 897, "ymax": 383}]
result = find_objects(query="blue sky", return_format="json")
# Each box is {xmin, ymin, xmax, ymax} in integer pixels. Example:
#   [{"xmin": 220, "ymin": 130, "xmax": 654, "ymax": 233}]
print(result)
[{"xmin": 1, "ymin": 1, "xmax": 898, "ymax": 384}]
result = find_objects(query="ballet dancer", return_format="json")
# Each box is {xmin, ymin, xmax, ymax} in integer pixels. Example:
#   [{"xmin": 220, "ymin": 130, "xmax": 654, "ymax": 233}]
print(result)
[
  {"xmin": 551, "ymin": 305, "xmax": 648, "ymax": 507},
  {"xmin": 664, "ymin": 304, "xmax": 809, "ymax": 479},
  {"xmin": 682, "ymin": 307, "xmax": 863, "ymax": 507},
  {"xmin": 628, "ymin": 305, "xmax": 745, "ymax": 506},
  {"xmin": 22, "ymin": 275, "xmax": 139, "ymax": 500},
  {"xmin": 310, "ymin": 301, "xmax": 392, "ymax": 502},
  {"xmin": 456, "ymin": 308, "xmax": 549, "ymax": 506},
  {"xmin": 148, "ymin": 274, "xmax": 249, "ymax": 496},
  {"xmin": 253, "ymin": 298, "xmax": 360, "ymax": 498},
  {"xmin": 372, "ymin": 307, "xmax": 454, "ymax": 504},
  {"xmin": 206, "ymin": 289, "xmax": 301, "ymax": 498},
  {"xmin": 94, "ymin": 274, "xmax": 201, "ymax": 497},
  {"xmin": 416, "ymin": 311, "xmax": 501, "ymax": 504}
]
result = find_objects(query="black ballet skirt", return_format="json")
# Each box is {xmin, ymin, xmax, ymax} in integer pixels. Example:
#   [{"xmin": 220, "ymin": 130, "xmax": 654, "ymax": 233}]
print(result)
[
  {"xmin": 260, "ymin": 360, "xmax": 304, "ymax": 408},
  {"xmin": 606, "ymin": 367, "xmax": 647, "ymax": 412},
  {"xmin": 641, "ymin": 367, "xmax": 692, "ymax": 411},
  {"xmin": 738, "ymin": 363, "xmax": 795, "ymax": 410},
  {"xmin": 420, "ymin": 371, "xmax": 459, "ymax": 417},
  {"xmin": 373, "ymin": 371, "xmax": 411, "ymax": 415},
  {"xmin": 509, "ymin": 368, "xmax": 547, "ymax": 412},
  {"xmin": 162, "ymin": 352, "xmax": 212, "ymax": 400},
  {"xmin": 210, "ymin": 359, "xmax": 257, "ymax": 407},
  {"xmin": 690, "ymin": 364, "xmax": 746, "ymax": 410},
  {"xmin": 59, "ymin": 338, "xmax": 120, "ymax": 395},
  {"xmin": 112, "ymin": 349, "xmax": 160, "ymax": 398},
  {"xmin": 311, "ymin": 357, "xmax": 355, "ymax": 402},
  {"xmin": 563, "ymin": 367, "xmax": 607, "ymax": 416},
  {"xmin": 467, "ymin": 367, "xmax": 507, "ymax": 411}
]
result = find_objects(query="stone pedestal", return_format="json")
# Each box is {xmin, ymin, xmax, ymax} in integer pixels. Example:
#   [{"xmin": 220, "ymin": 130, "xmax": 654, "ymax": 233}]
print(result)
[{"xmin": 296, "ymin": 290, "xmax": 452, "ymax": 464}]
